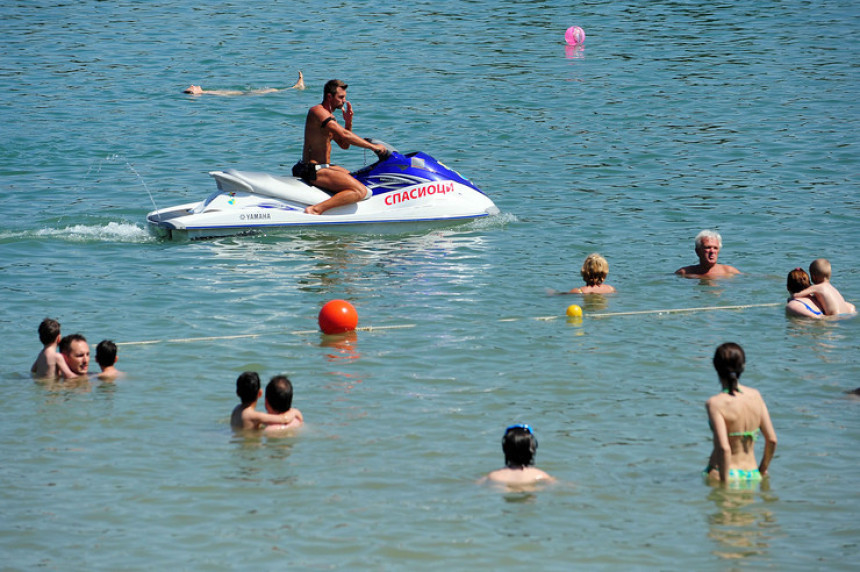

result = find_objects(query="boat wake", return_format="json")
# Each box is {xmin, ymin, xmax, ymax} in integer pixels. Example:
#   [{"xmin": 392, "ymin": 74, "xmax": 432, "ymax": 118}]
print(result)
[{"xmin": 8, "ymin": 222, "xmax": 157, "ymax": 243}]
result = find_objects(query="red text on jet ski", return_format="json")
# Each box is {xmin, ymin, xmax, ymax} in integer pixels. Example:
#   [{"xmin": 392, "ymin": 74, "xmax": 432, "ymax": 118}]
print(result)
[{"xmin": 383, "ymin": 182, "xmax": 454, "ymax": 206}]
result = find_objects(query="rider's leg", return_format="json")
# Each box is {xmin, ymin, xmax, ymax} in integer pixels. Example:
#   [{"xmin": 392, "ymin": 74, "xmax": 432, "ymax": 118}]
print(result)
[{"xmin": 305, "ymin": 166, "xmax": 370, "ymax": 215}]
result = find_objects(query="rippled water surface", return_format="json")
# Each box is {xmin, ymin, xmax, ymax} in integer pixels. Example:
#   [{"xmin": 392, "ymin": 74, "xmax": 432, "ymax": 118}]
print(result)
[{"xmin": 1, "ymin": 1, "xmax": 858, "ymax": 570}]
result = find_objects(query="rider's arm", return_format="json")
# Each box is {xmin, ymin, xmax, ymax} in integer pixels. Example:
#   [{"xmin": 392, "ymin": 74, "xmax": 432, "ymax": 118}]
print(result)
[{"xmin": 326, "ymin": 119, "xmax": 383, "ymax": 154}]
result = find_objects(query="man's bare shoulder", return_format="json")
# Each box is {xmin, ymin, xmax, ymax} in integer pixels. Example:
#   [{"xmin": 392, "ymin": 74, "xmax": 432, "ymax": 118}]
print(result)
[
  {"xmin": 676, "ymin": 264, "xmax": 739, "ymax": 278},
  {"xmin": 308, "ymin": 104, "xmax": 332, "ymax": 120}
]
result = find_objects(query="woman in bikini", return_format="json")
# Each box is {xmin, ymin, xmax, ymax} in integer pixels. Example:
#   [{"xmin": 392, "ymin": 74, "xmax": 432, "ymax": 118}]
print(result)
[
  {"xmin": 785, "ymin": 267, "xmax": 824, "ymax": 318},
  {"xmin": 704, "ymin": 343, "xmax": 777, "ymax": 485}
]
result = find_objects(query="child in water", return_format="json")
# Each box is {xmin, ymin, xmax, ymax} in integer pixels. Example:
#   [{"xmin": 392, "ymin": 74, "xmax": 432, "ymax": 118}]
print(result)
[
  {"xmin": 791, "ymin": 258, "xmax": 856, "ymax": 316},
  {"xmin": 567, "ymin": 253, "xmax": 616, "ymax": 294},
  {"xmin": 95, "ymin": 340, "xmax": 124, "ymax": 381},
  {"xmin": 231, "ymin": 372, "xmax": 302, "ymax": 431},
  {"xmin": 31, "ymin": 318, "xmax": 77, "ymax": 379},
  {"xmin": 481, "ymin": 424, "xmax": 555, "ymax": 486}
]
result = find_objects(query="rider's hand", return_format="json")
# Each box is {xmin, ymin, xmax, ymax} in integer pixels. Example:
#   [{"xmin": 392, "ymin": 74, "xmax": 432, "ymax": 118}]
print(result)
[{"xmin": 374, "ymin": 145, "xmax": 390, "ymax": 159}]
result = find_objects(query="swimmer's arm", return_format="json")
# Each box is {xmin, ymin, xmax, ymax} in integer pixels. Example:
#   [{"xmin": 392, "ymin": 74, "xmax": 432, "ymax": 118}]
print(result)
[
  {"xmin": 249, "ymin": 409, "xmax": 300, "ymax": 426},
  {"xmin": 706, "ymin": 401, "xmax": 731, "ymax": 482},
  {"xmin": 53, "ymin": 352, "xmax": 78, "ymax": 379},
  {"xmin": 791, "ymin": 283, "xmax": 821, "ymax": 300},
  {"xmin": 758, "ymin": 401, "xmax": 777, "ymax": 476}
]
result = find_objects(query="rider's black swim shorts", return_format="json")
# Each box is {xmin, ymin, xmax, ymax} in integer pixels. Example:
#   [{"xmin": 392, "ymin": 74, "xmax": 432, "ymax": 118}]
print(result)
[{"xmin": 292, "ymin": 161, "xmax": 318, "ymax": 182}]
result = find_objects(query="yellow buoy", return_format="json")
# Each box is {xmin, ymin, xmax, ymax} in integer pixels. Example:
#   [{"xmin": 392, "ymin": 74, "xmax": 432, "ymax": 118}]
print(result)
[{"xmin": 566, "ymin": 304, "xmax": 583, "ymax": 318}]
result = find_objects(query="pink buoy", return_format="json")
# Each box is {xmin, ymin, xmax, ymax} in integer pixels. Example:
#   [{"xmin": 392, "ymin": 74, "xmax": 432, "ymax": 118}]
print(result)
[{"xmin": 565, "ymin": 26, "xmax": 586, "ymax": 46}]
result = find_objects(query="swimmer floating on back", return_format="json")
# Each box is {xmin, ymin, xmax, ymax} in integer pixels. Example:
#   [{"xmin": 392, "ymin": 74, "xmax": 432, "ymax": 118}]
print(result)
[{"xmin": 183, "ymin": 71, "xmax": 305, "ymax": 96}]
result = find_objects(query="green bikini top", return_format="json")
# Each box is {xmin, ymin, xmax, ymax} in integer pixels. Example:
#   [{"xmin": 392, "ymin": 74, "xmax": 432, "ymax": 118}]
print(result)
[
  {"xmin": 728, "ymin": 428, "xmax": 759, "ymax": 441},
  {"xmin": 711, "ymin": 389, "xmax": 758, "ymax": 439}
]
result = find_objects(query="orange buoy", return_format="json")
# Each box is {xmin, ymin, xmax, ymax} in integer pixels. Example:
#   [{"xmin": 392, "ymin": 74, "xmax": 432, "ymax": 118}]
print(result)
[{"xmin": 318, "ymin": 299, "xmax": 359, "ymax": 334}]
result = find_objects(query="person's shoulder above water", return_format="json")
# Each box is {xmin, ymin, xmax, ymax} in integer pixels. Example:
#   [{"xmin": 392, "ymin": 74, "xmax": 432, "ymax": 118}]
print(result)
[
  {"xmin": 480, "ymin": 424, "xmax": 555, "ymax": 488},
  {"xmin": 483, "ymin": 466, "xmax": 555, "ymax": 485},
  {"xmin": 675, "ymin": 230, "xmax": 741, "ymax": 278},
  {"xmin": 565, "ymin": 253, "xmax": 616, "ymax": 294}
]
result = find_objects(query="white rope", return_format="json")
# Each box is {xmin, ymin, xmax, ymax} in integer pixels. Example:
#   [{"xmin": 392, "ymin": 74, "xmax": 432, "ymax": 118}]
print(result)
[
  {"xmin": 117, "ymin": 323, "xmax": 415, "ymax": 346},
  {"xmin": 116, "ymin": 304, "xmax": 781, "ymax": 346},
  {"xmin": 522, "ymin": 302, "xmax": 783, "ymax": 322}
]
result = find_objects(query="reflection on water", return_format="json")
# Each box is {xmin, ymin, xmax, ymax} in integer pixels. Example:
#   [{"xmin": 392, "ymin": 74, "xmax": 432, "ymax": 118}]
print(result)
[
  {"xmin": 321, "ymin": 331, "xmax": 360, "ymax": 362},
  {"xmin": 706, "ymin": 483, "xmax": 780, "ymax": 561},
  {"xmin": 580, "ymin": 294, "xmax": 611, "ymax": 313}
]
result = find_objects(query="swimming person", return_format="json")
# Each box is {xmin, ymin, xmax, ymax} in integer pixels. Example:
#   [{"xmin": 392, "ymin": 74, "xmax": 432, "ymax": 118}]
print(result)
[
  {"xmin": 262, "ymin": 375, "xmax": 304, "ymax": 434},
  {"xmin": 785, "ymin": 268, "xmax": 824, "ymax": 318},
  {"xmin": 567, "ymin": 253, "xmax": 616, "ymax": 294},
  {"xmin": 59, "ymin": 333, "xmax": 91, "ymax": 379},
  {"xmin": 481, "ymin": 424, "xmax": 555, "ymax": 486},
  {"xmin": 230, "ymin": 372, "xmax": 302, "ymax": 431},
  {"xmin": 95, "ymin": 339, "xmax": 125, "ymax": 381},
  {"xmin": 675, "ymin": 230, "xmax": 740, "ymax": 278},
  {"xmin": 704, "ymin": 343, "xmax": 777, "ymax": 486},
  {"xmin": 790, "ymin": 258, "xmax": 856, "ymax": 316},
  {"xmin": 293, "ymin": 79, "xmax": 388, "ymax": 215},
  {"xmin": 183, "ymin": 71, "xmax": 305, "ymax": 95},
  {"xmin": 31, "ymin": 318, "xmax": 77, "ymax": 379}
]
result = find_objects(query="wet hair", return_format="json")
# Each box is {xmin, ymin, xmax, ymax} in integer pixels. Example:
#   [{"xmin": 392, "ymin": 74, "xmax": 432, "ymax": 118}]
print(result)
[
  {"xmin": 502, "ymin": 425, "xmax": 538, "ymax": 468},
  {"xmin": 95, "ymin": 340, "xmax": 117, "ymax": 368},
  {"xmin": 265, "ymin": 375, "xmax": 294, "ymax": 413},
  {"xmin": 38, "ymin": 318, "xmax": 61, "ymax": 345},
  {"xmin": 59, "ymin": 333, "xmax": 87, "ymax": 355},
  {"xmin": 235, "ymin": 371, "xmax": 261, "ymax": 404},
  {"xmin": 581, "ymin": 253, "xmax": 609, "ymax": 286},
  {"xmin": 695, "ymin": 230, "xmax": 722, "ymax": 249},
  {"xmin": 786, "ymin": 268, "xmax": 811, "ymax": 294},
  {"xmin": 809, "ymin": 258, "xmax": 831, "ymax": 282},
  {"xmin": 713, "ymin": 342, "xmax": 745, "ymax": 396},
  {"xmin": 323, "ymin": 79, "xmax": 348, "ymax": 98}
]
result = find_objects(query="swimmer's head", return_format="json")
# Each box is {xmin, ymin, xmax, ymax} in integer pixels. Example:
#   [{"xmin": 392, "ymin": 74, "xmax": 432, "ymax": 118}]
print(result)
[
  {"xmin": 713, "ymin": 342, "xmax": 745, "ymax": 395},
  {"xmin": 95, "ymin": 340, "xmax": 117, "ymax": 368},
  {"xmin": 502, "ymin": 424, "xmax": 538, "ymax": 469},
  {"xmin": 695, "ymin": 230, "xmax": 723, "ymax": 250},
  {"xmin": 581, "ymin": 253, "xmax": 609, "ymax": 286},
  {"xmin": 265, "ymin": 375, "xmax": 294, "ymax": 414},
  {"xmin": 236, "ymin": 371, "xmax": 261, "ymax": 404},
  {"xmin": 38, "ymin": 317, "xmax": 61, "ymax": 345},
  {"xmin": 183, "ymin": 85, "xmax": 203, "ymax": 95},
  {"xmin": 809, "ymin": 258, "xmax": 831, "ymax": 283},
  {"xmin": 786, "ymin": 268, "xmax": 811, "ymax": 294}
]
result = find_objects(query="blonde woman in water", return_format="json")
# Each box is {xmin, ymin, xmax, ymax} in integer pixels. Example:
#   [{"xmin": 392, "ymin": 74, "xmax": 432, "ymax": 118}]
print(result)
[
  {"xmin": 704, "ymin": 343, "xmax": 777, "ymax": 485},
  {"xmin": 568, "ymin": 253, "xmax": 616, "ymax": 294}
]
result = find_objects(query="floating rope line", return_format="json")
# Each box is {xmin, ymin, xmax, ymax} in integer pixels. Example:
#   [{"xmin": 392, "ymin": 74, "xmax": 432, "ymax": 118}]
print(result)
[
  {"xmin": 521, "ymin": 302, "xmax": 784, "ymax": 322},
  {"xmin": 116, "ymin": 303, "xmax": 782, "ymax": 346},
  {"xmin": 116, "ymin": 323, "xmax": 416, "ymax": 346}
]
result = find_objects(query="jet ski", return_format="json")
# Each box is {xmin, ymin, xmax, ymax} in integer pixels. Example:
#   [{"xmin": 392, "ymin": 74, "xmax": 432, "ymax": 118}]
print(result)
[{"xmin": 146, "ymin": 141, "xmax": 499, "ymax": 240}]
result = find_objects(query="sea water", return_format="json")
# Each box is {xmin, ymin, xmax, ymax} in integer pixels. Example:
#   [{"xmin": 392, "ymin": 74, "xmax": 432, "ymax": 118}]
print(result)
[{"xmin": 1, "ymin": 1, "xmax": 858, "ymax": 570}]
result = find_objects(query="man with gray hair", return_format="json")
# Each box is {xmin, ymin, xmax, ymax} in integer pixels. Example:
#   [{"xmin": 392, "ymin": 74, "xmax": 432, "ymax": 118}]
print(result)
[{"xmin": 675, "ymin": 230, "xmax": 740, "ymax": 278}]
